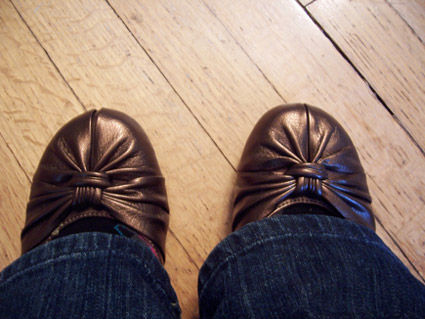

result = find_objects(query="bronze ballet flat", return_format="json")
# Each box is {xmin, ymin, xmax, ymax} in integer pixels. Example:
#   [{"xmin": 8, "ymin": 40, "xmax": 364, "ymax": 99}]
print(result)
[
  {"xmin": 21, "ymin": 109, "xmax": 169, "ymax": 261},
  {"xmin": 232, "ymin": 103, "xmax": 375, "ymax": 231}
]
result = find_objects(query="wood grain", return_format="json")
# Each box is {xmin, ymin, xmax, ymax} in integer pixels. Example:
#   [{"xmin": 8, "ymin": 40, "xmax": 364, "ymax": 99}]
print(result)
[
  {"xmin": 388, "ymin": 0, "xmax": 425, "ymax": 43},
  {"xmin": 0, "ymin": 134, "xmax": 28, "ymax": 270},
  {"xmin": 107, "ymin": 0, "xmax": 425, "ymax": 280},
  {"xmin": 109, "ymin": 0, "xmax": 284, "ymax": 165},
  {"xmin": 0, "ymin": 0, "xmax": 84, "ymax": 268},
  {"xmin": 0, "ymin": 0, "xmax": 83, "ymax": 176},
  {"xmin": 308, "ymin": 0, "xmax": 425, "ymax": 151}
]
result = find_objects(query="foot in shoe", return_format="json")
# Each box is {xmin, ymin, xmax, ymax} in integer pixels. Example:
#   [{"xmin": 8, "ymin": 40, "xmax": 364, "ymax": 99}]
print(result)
[
  {"xmin": 232, "ymin": 103, "xmax": 375, "ymax": 232},
  {"xmin": 21, "ymin": 109, "xmax": 169, "ymax": 263}
]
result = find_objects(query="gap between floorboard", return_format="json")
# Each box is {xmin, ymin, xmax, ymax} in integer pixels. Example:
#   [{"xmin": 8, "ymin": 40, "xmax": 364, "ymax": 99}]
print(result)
[{"xmin": 104, "ymin": 0, "xmax": 237, "ymax": 171}]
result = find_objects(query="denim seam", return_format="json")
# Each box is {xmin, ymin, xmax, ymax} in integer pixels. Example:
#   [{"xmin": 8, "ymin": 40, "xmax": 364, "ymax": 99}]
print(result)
[{"xmin": 200, "ymin": 232, "xmax": 393, "ymax": 299}]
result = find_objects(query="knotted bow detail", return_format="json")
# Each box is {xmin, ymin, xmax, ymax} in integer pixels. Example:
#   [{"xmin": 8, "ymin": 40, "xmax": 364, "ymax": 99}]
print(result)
[
  {"xmin": 286, "ymin": 162, "xmax": 328, "ymax": 196},
  {"xmin": 67, "ymin": 171, "xmax": 111, "ymax": 207}
]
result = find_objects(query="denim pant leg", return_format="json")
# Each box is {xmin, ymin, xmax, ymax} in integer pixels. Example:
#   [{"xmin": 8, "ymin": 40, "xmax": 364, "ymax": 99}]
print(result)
[
  {"xmin": 198, "ymin": 215, "xmax": 425, "ymax": 319},
  {"xmin": 0, "ymin": 233, "xmax": 181, "ymax": 319}
]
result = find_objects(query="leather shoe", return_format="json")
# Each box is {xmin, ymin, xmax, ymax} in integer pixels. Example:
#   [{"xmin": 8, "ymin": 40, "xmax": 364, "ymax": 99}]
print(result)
[
  {"xmin": 232, "ymin": 103, "xmax": 375, "ymax": 231},
  {"xmin": 21, "ymin": 109, "xmax": 169, "ymax": 261}
]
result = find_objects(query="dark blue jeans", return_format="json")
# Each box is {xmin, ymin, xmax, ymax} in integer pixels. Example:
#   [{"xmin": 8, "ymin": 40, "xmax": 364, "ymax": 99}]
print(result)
[{"xmin": 1, "ymin": 215, "xmax": 424, "ymax": 318}]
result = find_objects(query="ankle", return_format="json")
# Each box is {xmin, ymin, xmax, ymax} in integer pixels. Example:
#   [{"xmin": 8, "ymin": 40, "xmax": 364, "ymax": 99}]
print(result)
[
  {"xmin": 49, "ymin": 217, "xmax": 164, "ymax": 264},
  {"xmin": 273, "ymin": 196, "xmax": 343, "ymax": 219}
]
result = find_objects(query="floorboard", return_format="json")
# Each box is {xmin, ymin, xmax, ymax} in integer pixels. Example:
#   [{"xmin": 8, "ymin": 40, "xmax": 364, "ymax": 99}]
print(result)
[
  {"xmin": 0, "ymin": 134, "xmax": 28, "ymax": 270},
  {"xmin": 308, "ymin": 0, "xmax": 425, "ymax": 152},
  {"xmin": 0, "ymin": 0, "xmax": 84, "ymax": 270}
]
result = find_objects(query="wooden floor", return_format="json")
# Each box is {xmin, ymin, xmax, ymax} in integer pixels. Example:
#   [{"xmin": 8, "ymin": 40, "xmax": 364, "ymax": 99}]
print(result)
[{"xmin": 1, "ymin": 0, "xmax": 424, "ymax": 317}]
